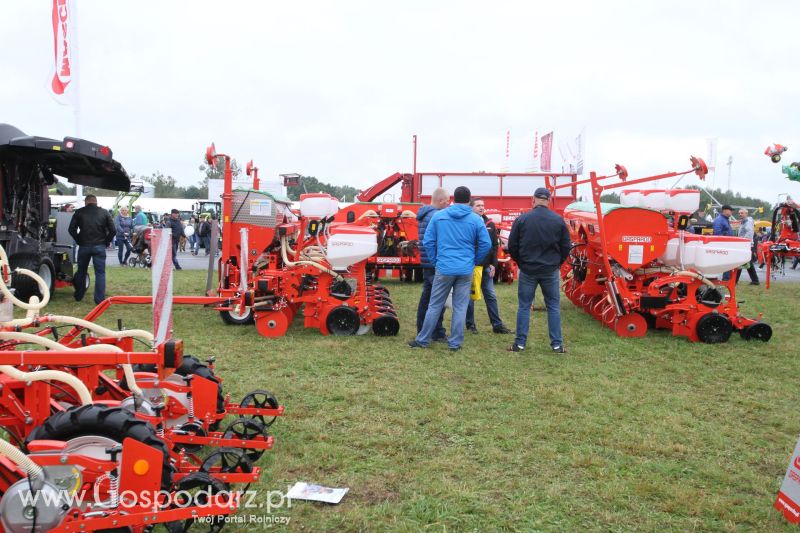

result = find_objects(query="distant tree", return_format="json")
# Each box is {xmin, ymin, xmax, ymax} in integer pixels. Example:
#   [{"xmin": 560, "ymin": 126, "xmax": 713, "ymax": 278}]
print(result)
[
  {"xmin": 285, "ymin": 175, "xmax": 360, "ymax": 202},
  {"xmin": 199, "ymin": 157, "xmax": 241, "ymax": 186},
  {"xmin": 600, "ymin": 193, "xmax": 620, "ymax": 203},
  {"xmin": 142, "ymin": 171, "xmax": 181, "ymax": 198},
  {"xmin": 688, "ymin": 186, "xmax": 772, "ymax": 219}
]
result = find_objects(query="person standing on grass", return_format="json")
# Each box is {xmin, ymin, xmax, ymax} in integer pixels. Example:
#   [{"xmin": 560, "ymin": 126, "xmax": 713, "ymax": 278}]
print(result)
[
  {"xmin": 465, "ymin": 197, "xmax": 511, "ymax": 335},
  {"xmin": 114, "ymin": 207, "xmax": 134, "ymax": 265},
  {"xmin": 415, "ymin": 187, "xmax": 450, "ymax": 341},
  {"xmin": 507, "ymin": 188, "xmax": 571, "ymax": 354},
  {"xmin": 68, "ymin": 194, "xmax": 116, "ymax": 305},
  {"xmin": 713, "ymin": 205, "xmax": 734, "ymax": 281},
  {"xmin": 167, "ymin": 209, "xmax": 184, "ymax": 270},
  {"xmin": 408, "ymin": 186, "xmax": 491, "ymax": 352},
  {"xmin": 736, "ymin": 208, "xmax": 760, "ymax": 285},
  {"xmin": 198, "ymin": 215, "xmax": 212, "ymax": 255}
]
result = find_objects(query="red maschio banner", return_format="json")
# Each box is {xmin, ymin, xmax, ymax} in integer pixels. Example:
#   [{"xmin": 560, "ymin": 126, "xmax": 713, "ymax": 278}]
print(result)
[
  {"xmin": 50, "ymin": 0, "xmax": 76, "ymax": 105},
  {"xmin": 540, "ymin": 132, "xmax": 553, "ymax": 172},
  {"xmin": 151, "ymin": 229, "xmax": 174, "ymax": 347}
]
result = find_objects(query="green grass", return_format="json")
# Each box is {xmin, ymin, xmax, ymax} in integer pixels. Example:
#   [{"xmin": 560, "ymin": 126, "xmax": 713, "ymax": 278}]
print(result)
[{"xmin": 39, "ymin": 268, "xmax": 800, "ymax": 532}]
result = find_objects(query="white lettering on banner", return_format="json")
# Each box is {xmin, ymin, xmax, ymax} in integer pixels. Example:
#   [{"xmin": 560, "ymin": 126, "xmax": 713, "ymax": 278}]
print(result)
[
  {"xmin": 376, "ymin": 257, "xmax": 401, "ymax": 264},
  {"xmin": 621, "ymin": 236, "xmax": 652, "ymax": 243}
]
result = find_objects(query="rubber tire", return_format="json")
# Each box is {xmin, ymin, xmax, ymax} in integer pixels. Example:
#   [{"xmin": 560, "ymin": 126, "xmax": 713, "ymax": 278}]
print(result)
[
  {"xmin": 326, "ymin": 306, "xmax": 360, "ymax": 336},
  {"xmin": 176, "ymin": 355, "xmax": 225, "ymax": 415},
  {"xmin": 26, "ymin": 404, "xmax": 172, "ymax": 490},
  {"xmin": 38, "ymin": 257, "xmax": 56, "ymax": 299},
  {"xmin": 220, "ymin": 307, "xmax": 255, "ymax": 325},
  {"xmin": 123, "ymin": 355, "xmax": 224, "ymax": 415},
  {"xmin": 9, "ymin": 253, "xmax": 42, "ymax": 302}
]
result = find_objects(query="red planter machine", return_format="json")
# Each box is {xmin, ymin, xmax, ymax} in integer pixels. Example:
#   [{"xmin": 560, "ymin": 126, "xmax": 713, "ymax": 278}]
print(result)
[
  {"xmin": 208, "ymin": 144, "xmax": 399, "ymax": 338},
  {"xmin": 556, "ymin": 157, "xmax": 771, "ymax": 343}
]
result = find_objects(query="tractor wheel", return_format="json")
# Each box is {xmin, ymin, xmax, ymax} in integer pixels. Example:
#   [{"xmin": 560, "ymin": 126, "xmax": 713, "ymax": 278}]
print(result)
[
  {"xmin": 372, "ymin": 314, "xmax": 400, "ymax": 337},
  {"xmin": 9, "ymin": 253, "xmax": 43, "ymax": 302},
  {"xmin": 772, "ymin": 154, "xmax": 782, "ymax": 163},
  {"xmin": 38, "ymin": 257, "xmax": 56, "ymax": 298},
  {"xmin": 740, "ymin": 322, "xmax": 773, "ymax": 342},
  {"xmin": 696, "ymin": 313, "xmax": 733, "ymax": 344},
  {"xmin": 26, "ymin": 404, "xmax": 172, "ymax": 489},
  {"xmin": 326, "ymin": 306, "xmax": 360, "ymax": 336},
  {"xmin": 220, "ymin": 306, "xmax": 255, "ymax": 325}
]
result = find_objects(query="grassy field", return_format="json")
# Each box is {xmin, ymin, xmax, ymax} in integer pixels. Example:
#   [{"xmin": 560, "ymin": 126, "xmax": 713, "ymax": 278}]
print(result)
[{"xmin": 40, "ymin": 268, "xmax": 800, "ymax": 532}]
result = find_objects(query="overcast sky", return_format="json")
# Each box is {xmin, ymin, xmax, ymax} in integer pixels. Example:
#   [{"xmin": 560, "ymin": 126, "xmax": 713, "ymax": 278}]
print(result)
[{"xmin": 1, "ymin": 1, "xmax": 798, "ymax": 202}]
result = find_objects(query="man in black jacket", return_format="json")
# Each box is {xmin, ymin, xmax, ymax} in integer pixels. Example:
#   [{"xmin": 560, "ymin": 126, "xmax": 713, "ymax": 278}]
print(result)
[
  {"xmin": 465, "ymin": 197, "xmax": 511, "ymax": 334},
  {"xmin": 167, "ymin": 209, "xmax": 184, "ymax": 270},
  {"xmin": 507, "ymin": 188, "xmax": 571, "ymax": 354},
  {"xmin": 68, "ymin": 195, "xmax": 116, "ymax": 304}
]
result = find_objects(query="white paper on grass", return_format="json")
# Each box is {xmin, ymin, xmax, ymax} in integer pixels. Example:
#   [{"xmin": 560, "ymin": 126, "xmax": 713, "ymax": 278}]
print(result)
[{"xmin": 286, "ymin": 482, "xmax": 349, "ymax": 504}]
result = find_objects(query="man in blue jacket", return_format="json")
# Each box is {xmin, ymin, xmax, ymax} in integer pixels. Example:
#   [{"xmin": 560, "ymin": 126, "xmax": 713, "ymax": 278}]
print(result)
[
  {"xmin": 415, "ymin": 188, "xmax": 450, "ymax": 340},
  {"xmin": 508, "ymin": 188, "xmax": 571, "ymax": 354},
  {"xmin": 409, "ymin": 186, "xmax": 491, "ymax": 352}
]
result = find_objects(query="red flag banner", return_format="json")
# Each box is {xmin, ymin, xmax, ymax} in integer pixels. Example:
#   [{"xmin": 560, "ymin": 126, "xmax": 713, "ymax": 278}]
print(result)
[
  {"xmin": 540, "ymin": 132, "xmax": 553, "ymax": 172},
  {"xmin": 151, "ymin": 229, "xmax": 174, "ymax": 346},
  {"xmin": 50, "ymin": 0, "xmax": 76, "ymax": 105}
]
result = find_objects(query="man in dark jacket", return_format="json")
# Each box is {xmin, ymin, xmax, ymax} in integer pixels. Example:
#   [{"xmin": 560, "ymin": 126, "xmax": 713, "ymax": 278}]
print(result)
[
  {"xmin": 415, "ymin": 187, "xmax": 449, "ymax": 340},
  {"xmin": 167, "ymin": 209, "xmax": 184, "ymax": 270},
  {"xmin": 713, "ymin": 205, "xmax": 733, "ymax": 281},
  {"xmin": 465, "ymin": 197, "xmax": 511, "ymax": 334},
  {"xmin": 68, "ymin": 195, "xmax": 116, "ymax": 304},
  {"xmin": 409, "ymin": 186, "xmax": 491, "ymax": 352},
  {"xmin": 507, "ymin": 188, "xmax": 571, "ymax": 354}
]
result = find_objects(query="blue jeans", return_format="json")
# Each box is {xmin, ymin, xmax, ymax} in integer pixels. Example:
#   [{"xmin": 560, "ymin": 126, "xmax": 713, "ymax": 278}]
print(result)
[
  {"xmin": 514, "ymin": 269, "xmax": 563, "ymax": 349},
  {"xmin": 189, "ymin": 234, "xmax": 198, "ymax": 252},
  {"xmin": 415, "ymin": 272, "xmax": 471, "ymax": 349},
  {"xmin": 74, "ymin": 244, "xmax": 107, "ymax": 305},
  {"xmin": 117, "ymin": 235, "xmax": 132, "ymax": 264},
  {"xmin": 416, "ymin": 268, "xmax": 446, "ymax": 338},
  {"xmin": 466, "ymin": 268, "xmax": 503, "ymax": 329}
]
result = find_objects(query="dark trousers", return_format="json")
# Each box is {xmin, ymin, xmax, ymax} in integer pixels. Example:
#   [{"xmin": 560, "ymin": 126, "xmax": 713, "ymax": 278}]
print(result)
[
  {"xmin": 466, "ymin": 269, "xmax": 503, "ymax": 329},
  {"xmin": 416, "ymin": 268, "xmax": 446, "ymax": 338},
  {"xmin": 736, "ymin": 248, "xmax": 759, "ymax": 284},
  {"xmin": 171, "ymin": 238, "xmax": 181, "ymax": 268},
  {"xmin": 117, "ymin": 236, "xmax": 132, "ymax": 264},
  {"xmin": 74, "ymin": 244, "xmax": 107, "ymax": 305}
]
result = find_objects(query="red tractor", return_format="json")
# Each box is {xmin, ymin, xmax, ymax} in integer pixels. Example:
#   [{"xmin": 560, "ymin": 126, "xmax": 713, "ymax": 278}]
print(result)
[
  {"xmin": 558, "ymin": 157, "xmax": 772, "ymax": 343},
  {"xmin": 207, "ymin": 144, "xmax": 399, "ymax": 337}
]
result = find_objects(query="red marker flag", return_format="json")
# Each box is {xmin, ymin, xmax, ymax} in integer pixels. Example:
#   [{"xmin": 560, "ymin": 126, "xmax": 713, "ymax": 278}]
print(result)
[{"xmin": 50, "ymin": 0, "xmax": 77, "ymax": 106}]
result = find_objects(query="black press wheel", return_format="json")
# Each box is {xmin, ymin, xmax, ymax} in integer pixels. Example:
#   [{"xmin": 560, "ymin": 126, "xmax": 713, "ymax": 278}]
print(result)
[
  {"xmin": 372, "ymin": 314, "xmax": 400, "ymax": 337},
  {"xmin": 240, "ymin": 390, "xmax": 280, "ymax": 427},
  {"xmin": 326, "ymin": 305, "xmax": 360, "ymax": 335},
  {"xmin": 166, "ymin": 472, "xmax": 229, "ymax": 532},
  {"xmin": 696, "ymin": 313, "xmax": 733, "ymax": 344},
  {"xmin": 222, "ymin": 417, "xmax": 269, "ymax": 462},
  {"xmin": 740, "ymin": 322, "xmax": 773, "ymax": 342}
]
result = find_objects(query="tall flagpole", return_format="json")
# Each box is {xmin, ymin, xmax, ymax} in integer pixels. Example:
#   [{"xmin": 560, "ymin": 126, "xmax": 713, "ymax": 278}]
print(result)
[{"xmin": 72, "ymin": 0, "xmax": 83, "ymax": 204}]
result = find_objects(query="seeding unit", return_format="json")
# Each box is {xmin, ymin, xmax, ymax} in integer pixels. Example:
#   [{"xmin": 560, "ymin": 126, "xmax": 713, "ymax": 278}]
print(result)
[
  {"xmin": 207, "ymin": 144, "xmax": 399, "ymax": 338},
  {"xmin": 0, "ymin": 237, "xmax": 285, "ymax": 530},
  {"xmin": 557, "ymin": 157, "xmax": 772, "ymax": 343},
  {"xmin": 758, "ymin": 162, "xmax": 800, "ymax": 288}
]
